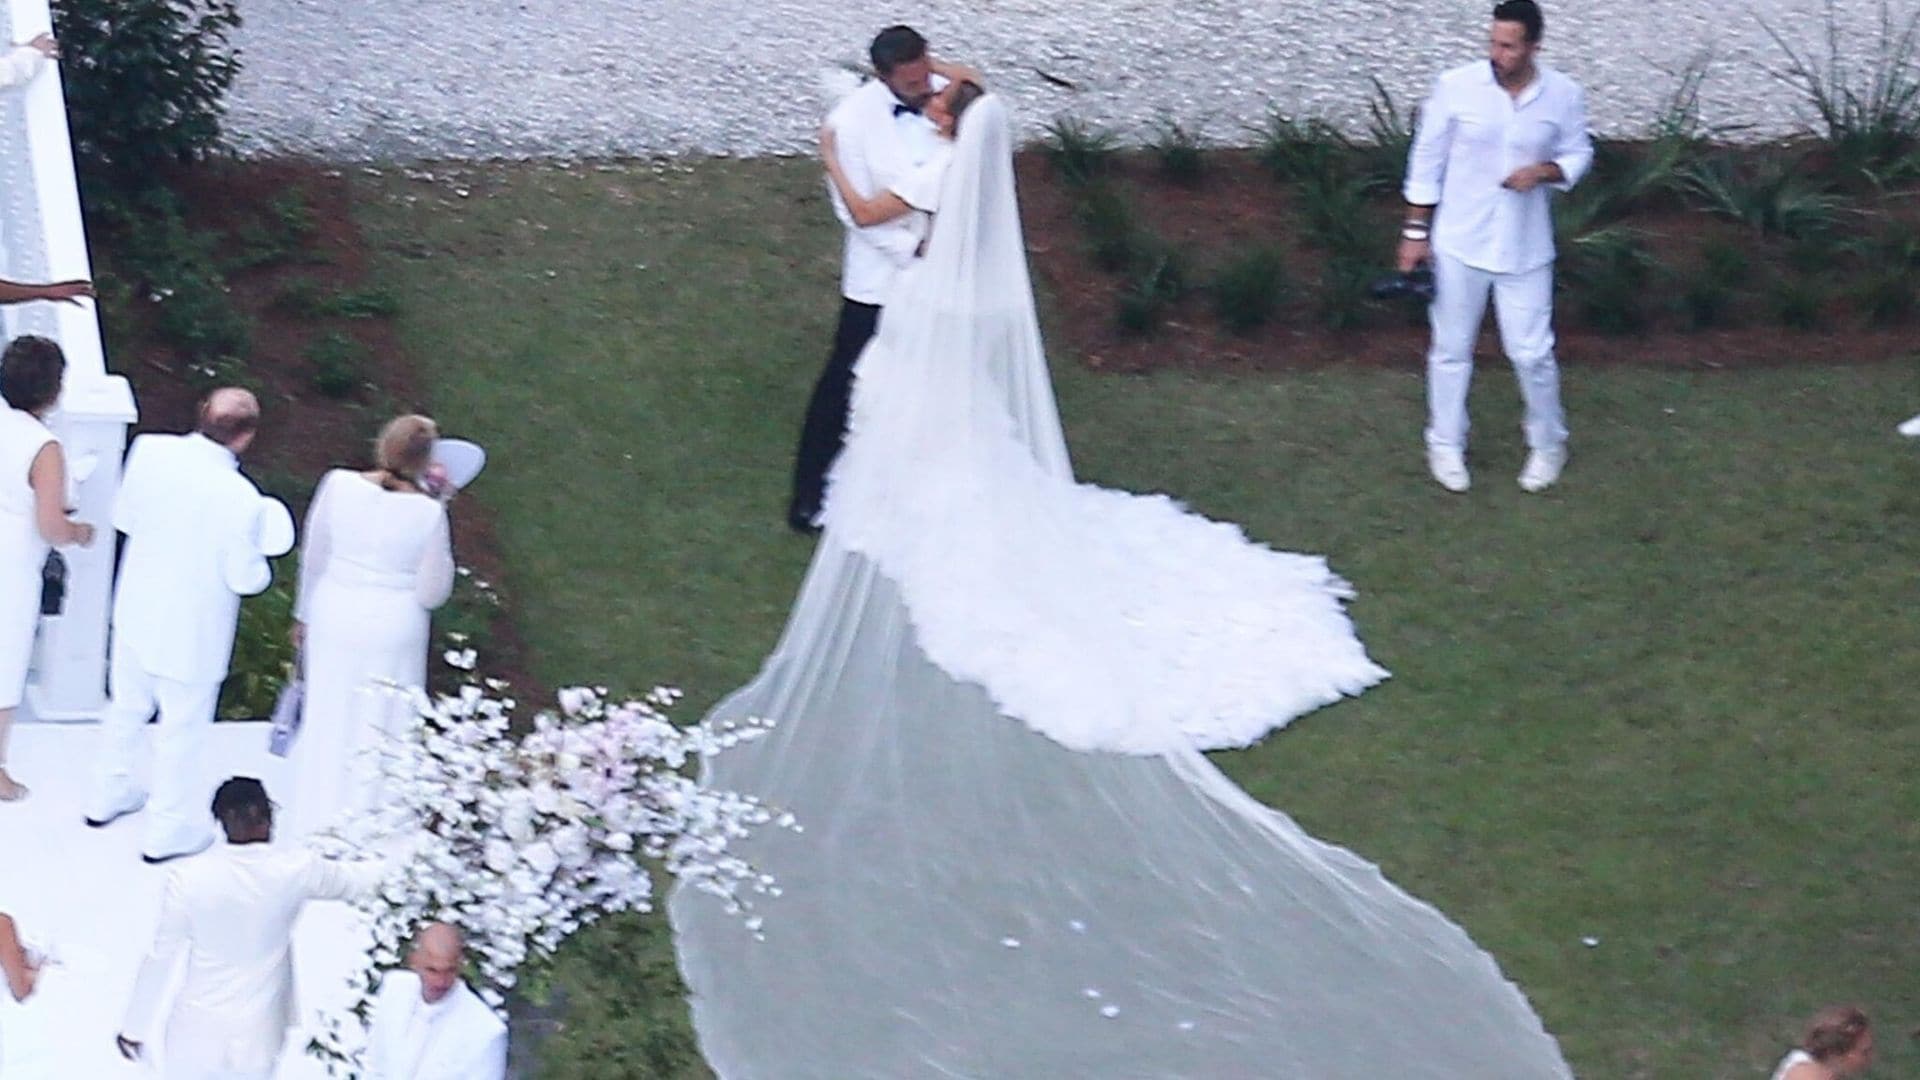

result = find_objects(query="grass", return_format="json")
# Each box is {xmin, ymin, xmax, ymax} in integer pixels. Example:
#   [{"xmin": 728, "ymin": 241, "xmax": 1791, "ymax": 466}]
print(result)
[
  {"xmin": 1149, "ymin": 115, "xmax": 1206, "ymax": 186},
  {"xmin": 355, "ymin": 155, "xmax": 1920, "ymax": 1080}
]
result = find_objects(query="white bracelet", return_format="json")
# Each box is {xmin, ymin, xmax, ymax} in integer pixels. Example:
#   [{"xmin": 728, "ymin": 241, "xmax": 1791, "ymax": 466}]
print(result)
[{"xmin": 1400, "ymin": 226, "xmax": 1430, "ymax": 242}]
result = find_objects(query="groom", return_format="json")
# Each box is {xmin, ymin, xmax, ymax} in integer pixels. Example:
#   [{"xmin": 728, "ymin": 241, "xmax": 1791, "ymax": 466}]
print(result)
[{"xmin": 787, "ymin": 25, "xmax": 945, "ymax": 533}]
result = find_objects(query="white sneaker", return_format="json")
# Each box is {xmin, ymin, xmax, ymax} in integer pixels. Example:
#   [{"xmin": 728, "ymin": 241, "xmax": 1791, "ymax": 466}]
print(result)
[
  {"xmin": 1518, "ymin": 446, "xmax": 1567, "ymax": 493},
  {"xmin": 1427, "ymin": 447, "xmax": 1470, "ymax": 492},
  {"xmin": 1898, "ymin": 412, "xmax": 1920, "ymax": 437}
]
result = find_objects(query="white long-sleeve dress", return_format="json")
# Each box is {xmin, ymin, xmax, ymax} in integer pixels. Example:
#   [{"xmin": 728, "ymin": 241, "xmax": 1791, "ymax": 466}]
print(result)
[{"xmin": 284, "ymin": 470, "xmax": 453, "ymax": 841}]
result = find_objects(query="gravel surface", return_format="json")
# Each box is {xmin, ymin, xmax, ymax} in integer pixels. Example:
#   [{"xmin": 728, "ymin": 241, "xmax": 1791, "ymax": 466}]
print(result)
[{"xmin": 225, "ymin": 0, "xmax": 1903, "ymax": 160}]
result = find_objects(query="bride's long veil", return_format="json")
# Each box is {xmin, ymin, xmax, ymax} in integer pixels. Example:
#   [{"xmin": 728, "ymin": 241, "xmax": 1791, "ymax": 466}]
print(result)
[{"xmin": 669, "ymin": 97, "xmax": 1572, "ymax": 1079}]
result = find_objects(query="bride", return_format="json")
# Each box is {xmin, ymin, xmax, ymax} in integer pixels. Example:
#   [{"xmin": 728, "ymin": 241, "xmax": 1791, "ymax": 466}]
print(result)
[{"xmin": 670, "ymin": 91, "xmax": 1572, "ymax": 1077}]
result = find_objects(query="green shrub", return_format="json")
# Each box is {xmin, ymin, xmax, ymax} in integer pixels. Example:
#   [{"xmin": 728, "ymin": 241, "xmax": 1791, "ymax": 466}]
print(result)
[
  {"xmin": 1211, "ymin": 247, "xmax": 1290, "ymax": 333},
  {"xmin": 307, "ymin": 331, "xmax": 366, "ymax": 399},
  {"xmin": 53, "ymin": 0, "xmax": 243, "ymax": 190},
  {"xmin": 1354, "ymin": 77, "xmax": 1416, "ymax": 193},
  {"xmin": 1682, "ymin": 154, "xmax": 1843, "ymax": 239},
  {"xmin": 1316, "ymin": 255, "xmax": 1378, "ymax": 331},
  {"xmin": 1043, "ymin": 116, "xmax": 1119, "ymax": 186},
  {"xmin": 1149, "ymin": 116, "xmax": 1206, "ymax": 186},
  {"xmin": 1699, "ymin": 237, "xmax": 1752, "ymax": 286},
  {"xmin": 1679, "ymin": 279, "xmax": 1735, "ymax": 330},
  {"xmin": 1769, "ymin": 276, "xmax": 1828, "ymax": 329},
  {"xmin": 1254, "ymin": 109, "xmax": 1350, "ymax": 183},
  {"xmin": 320, "ymin": 287, "xmax": 402, "ymax": 320},
  {"xmin": 1294, "ymin": 171, "xmax": 1376, "ymax": 258},
  {"xmin": 1763, "ymin": 0, "xmax": 1920, "ymax": 184},
  {"xmin": 271, "ymin": 278, "xmax": 326, "ymax": 318},
  {"xmin": 1855, "ymin": 268, "xmax": 1915, "ymax": 324},
  {"xmin": 1564, "ymin": 227, "xmax": 1656, "ymax": 335},
  {"xmin": 219, "ymin": 570, "xmax": 294, "ymax": 720},
  {"xmin": 1114, "ymin": 244, "xmax": 1185, "ymax": 337},
  {"xmin": 1075, "ymin": 183, "xmax": 1139, "ymax": 272},
  {"xmin": 155, "ymin": 274, "xmax": 251, "ymax": 361}
]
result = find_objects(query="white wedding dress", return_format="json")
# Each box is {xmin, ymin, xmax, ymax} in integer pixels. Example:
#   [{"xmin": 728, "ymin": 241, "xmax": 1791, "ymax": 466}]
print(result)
[
  {"xmin": 669, "ymin": 95, "xmax": 1572, "ymax": 1078},
  {"xmin": 282, "ymin": 470, "xmax": 454, "ymax": 841}
]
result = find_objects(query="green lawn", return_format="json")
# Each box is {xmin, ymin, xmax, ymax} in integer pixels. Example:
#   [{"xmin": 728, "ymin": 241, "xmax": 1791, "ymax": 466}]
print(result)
[{"xmin": 357, "ymin": 157, "xmax": 1920, "ymax": 1079}]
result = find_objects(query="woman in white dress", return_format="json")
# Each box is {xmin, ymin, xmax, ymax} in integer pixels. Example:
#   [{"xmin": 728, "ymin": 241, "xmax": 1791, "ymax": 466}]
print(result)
[
  {"xmin": 669, "ymin": 94, "xmax": 1571, "ymax": 1077},
  {"xmin": 0, "ymin": 337, "xmax": 94, "ymax": 801},
  {"xmin": 1772, "ymin": 1005, "xmax": 1874, "ymax": 1080},
  {"xmin": 284, "ymin": 414, "xmax": 455, "ymax": 841}
]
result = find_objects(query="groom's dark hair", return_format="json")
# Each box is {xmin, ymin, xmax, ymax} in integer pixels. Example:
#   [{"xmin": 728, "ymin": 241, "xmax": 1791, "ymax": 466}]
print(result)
[{"xmin": 870, "ymin": 25, "xmax": 927, "ymax": 75}]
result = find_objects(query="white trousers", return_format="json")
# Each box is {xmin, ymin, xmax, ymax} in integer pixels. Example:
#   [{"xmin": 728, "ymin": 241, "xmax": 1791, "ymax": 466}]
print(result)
[
  {"xmin": 89, "ymin": 638, "xmax": 221, "ymax": 857},
  {"xmin": 1424, "ymin": 252, "xmax": 1567, "ymax": 453}
]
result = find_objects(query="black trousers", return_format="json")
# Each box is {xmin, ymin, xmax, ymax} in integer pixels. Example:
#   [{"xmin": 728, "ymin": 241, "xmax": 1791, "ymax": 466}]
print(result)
[{"xmin": 789, "ymin": 298, "xmax": 881, "ymax": 526}]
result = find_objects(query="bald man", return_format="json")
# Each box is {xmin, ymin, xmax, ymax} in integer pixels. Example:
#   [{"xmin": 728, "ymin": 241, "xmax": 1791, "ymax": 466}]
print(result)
[
  {"xmin": 85, "ymin": 388, "xmax": 296, "ymax": 863},
  {"xmin": 366, "ymin": 922, "xmax": 508, "ymax": 1079}
]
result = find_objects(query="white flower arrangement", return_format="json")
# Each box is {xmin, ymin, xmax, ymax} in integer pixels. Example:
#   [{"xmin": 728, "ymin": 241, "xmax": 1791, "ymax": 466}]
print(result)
[{"xmin": 306, "ymin": 656, "xmax": 790, "ymax": 1073}]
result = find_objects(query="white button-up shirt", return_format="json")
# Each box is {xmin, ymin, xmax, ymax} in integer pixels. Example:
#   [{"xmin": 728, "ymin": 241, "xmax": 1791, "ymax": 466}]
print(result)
[
  {"xmin": 1403, "ymin": 61, "xmax": 1593, "ymax": 275},
  {"xmin": 825, "ymin": 77, "xmax": 945, "ymax": 304}
]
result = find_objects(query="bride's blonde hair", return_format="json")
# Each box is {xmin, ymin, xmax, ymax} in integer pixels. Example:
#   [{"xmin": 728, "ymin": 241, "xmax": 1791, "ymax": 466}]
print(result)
[{"xmin": 373, "ymin": 414, "xmax": 438, "ymax": 490}]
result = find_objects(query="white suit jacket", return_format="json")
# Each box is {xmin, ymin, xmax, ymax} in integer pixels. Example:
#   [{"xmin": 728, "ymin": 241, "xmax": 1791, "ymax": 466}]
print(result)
[
  {"xmin": 366, "ymin": 970, "xmax": 508, "ymax": 1080},
  {"xmin": 824, "ymin": 76, "xmax": 944, "ymax": 304},
  {"xmin": 111, "ymin": 432, "xmax": 274, "ymax": 684},
  {"xmin": 121, "ymin": 843, "xmax": 384, "ymax": 1074}
]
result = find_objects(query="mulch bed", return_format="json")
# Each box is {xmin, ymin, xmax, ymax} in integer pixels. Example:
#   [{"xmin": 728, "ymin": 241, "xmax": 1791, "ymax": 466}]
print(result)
[{"xmin": 1014, "ymin": 149, "xmax": 1918, "ymax": 375}]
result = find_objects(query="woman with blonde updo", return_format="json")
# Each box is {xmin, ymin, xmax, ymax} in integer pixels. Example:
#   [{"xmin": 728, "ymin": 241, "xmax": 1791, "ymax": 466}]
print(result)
[{"xmin": 284, "ymin": 414, "xmax": 455, "ymax": 840}]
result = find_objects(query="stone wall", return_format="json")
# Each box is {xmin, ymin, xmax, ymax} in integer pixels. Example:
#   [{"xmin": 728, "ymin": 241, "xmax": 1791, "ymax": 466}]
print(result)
[{"xmin": 225, "ymin": 0, "xmax": 1911, "ymax": 160}]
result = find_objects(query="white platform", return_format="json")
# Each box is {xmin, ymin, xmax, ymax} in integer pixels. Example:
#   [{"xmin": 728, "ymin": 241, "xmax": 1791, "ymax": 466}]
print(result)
[{"xmin": 0, "ymin": 722, "xmax": 370, "ymax": 1077}]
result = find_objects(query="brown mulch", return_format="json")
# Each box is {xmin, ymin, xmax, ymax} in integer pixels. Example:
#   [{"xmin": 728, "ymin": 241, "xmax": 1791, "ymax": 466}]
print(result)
[
  {"xmin": 1014, "ymin": 149, "xmax": 1919, "ymax": 375},
  {"xmin": 93, "ymin": 158, "xmax": 535, "ymax": 697}
]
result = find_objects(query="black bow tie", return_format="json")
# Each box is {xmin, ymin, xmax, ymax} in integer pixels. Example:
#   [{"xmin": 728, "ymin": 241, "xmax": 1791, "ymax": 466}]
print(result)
[{"xmin": 893, "ymin": 101, "xmax": 922, "ymax": 117}]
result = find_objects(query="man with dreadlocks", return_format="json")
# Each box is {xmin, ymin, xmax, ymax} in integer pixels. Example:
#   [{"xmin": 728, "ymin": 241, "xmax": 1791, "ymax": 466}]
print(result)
[{"xmin": 114, "ymin": 777, "xmax": 386, "ymax": 1079}]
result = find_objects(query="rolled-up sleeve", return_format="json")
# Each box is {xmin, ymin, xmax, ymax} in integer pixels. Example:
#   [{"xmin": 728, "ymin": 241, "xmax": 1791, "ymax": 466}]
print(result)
[
  {"xmin": 1549, "ymin": 83, "xmax": 1594, "ymax": 191},
  {"xmin": 1402, "ymin": 76, "xmax": 1451, "ymax": 206}
]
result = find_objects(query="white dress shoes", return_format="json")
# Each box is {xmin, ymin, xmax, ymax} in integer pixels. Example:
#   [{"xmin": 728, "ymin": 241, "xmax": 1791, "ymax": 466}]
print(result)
[
  {"xmin": 1518, "ymin": 446, "xmax": 1567, "ymax": 493},
  {"xmin": 1427, "ymin": 447, "xmax": 1470, "ymax": 493}
]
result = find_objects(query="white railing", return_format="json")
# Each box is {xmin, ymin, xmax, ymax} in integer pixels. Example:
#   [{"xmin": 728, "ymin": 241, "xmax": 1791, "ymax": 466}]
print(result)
[{"xmin": 3, "ymin": 0, "xmax": 137, "ymax": 721}]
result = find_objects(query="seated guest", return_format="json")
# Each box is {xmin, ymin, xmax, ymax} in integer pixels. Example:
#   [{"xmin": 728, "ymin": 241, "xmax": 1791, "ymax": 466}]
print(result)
[
  {"xmin": 115, "ymin": 777, "xmax": 386, "ymax": 1079},
  {"xmin": 366, "ymin": 921, "xmax": 507, "ymax": 1079},
  {"xmin": 1772, "ymin": 1004, "xmax": 1874, "ymax": 1080}
]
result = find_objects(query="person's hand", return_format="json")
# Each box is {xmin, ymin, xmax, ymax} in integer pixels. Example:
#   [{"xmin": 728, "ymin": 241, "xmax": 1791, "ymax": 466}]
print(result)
[
  {"xmin": 290, "ymin": 620, "xmax": 306, "ymax": 652},
  {"xmin": 115, "ymin": 1035, "xmax": 142, "ymax": 1062},
  {"xmin": 1501, "ymin": 163, "xmax": 1550, "ymax": 192},
  {"xmin": 37, "ymin": 280, "xmax": 92, "ymax": 306},
  {"xmin": 68, "ymin": 521, "xmax": 94, "ymax": 547},
  {"xmin": 25, "ymin": 33, "xmax": 56, "ymax": 60},
  {"xmin": 1396, "ymin": 237, "xmax": 1431, "ymax": 275}
]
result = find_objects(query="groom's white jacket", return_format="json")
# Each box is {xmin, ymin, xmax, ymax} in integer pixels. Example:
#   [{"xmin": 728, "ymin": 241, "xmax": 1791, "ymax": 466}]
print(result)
[
  {"xmin": 111, "ymin": 432, "xmax": 274, "ymax": 685},
  {"xmin": 825, "ymin": 76, "xmax": 945, "ymax": 304},
  {"xmin": 366, "ymin": 970, "xmax": 508, "ymax": 1079},
  {"xmin": 121, "ymin": 843, "xmax": 384, "ymax": 1074}
]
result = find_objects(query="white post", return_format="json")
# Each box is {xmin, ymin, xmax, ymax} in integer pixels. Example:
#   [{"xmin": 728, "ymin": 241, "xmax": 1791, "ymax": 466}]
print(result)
[{"xmin": 1, "ymin": 0, "xmax": 138, "ymax": 720}]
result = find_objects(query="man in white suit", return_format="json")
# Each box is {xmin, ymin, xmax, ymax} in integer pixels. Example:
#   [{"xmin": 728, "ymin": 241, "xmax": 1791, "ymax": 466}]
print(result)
[
  {"xmin": 115, "ymin": 777, "xmax": 386, "ymax": 1079},
  {"xmin": 366, "ymin": 921, "xmax": 509, "ymax": 1079},
  {"xmin": 84, "ymin": 388, "xmax": 295, "ymax": 862}
]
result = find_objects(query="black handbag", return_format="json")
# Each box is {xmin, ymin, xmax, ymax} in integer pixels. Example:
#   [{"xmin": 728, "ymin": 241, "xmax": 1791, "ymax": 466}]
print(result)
[{"xmin": 39, "ymin": 550, "xmax": 65, "ymax": 617}]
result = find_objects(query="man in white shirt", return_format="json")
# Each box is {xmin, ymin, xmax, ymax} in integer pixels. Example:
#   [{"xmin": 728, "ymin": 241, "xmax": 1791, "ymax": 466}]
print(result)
[
  {"xmin": 787, "ymin": 25, "xmax": 946, "ymax": 533},
  {"xmin": 115, "ymin": 777, "xmax": 386, "ymax": 1079},
  {"xmin": 1397, "ymin": 0, "xmax": 1593, "ymax": 494},
  {"xmin": 84, "ymin": 388, "xmax": 296, "ymax": 862},
  {"xmin": 366, "ymin": 922, "xmax": 509, "ymax": 1079}
]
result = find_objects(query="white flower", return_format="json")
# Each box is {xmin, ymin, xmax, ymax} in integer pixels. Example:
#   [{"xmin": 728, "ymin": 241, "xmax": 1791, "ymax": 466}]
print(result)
[
  {"xmin": 557, "ymin": 687, "xmax": 591, "ymax": 715},
  {"xmin": 443, "ymin": 648, "xmax": 478, "ymax": 671}
]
